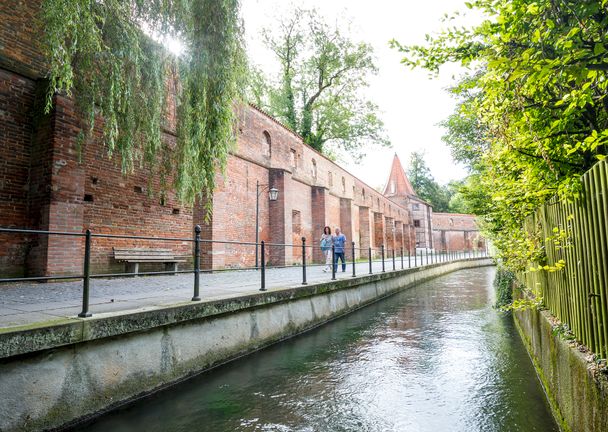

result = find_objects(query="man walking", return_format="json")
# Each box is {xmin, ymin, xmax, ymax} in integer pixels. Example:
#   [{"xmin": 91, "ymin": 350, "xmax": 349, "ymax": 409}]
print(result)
[{"xmin": 333, "ymin": 227, "xmax": 347, "ymax": 273}]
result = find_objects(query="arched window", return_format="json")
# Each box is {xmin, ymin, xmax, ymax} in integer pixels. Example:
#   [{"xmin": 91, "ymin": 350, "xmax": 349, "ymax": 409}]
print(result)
[
  {"xmin": 328, "ymin": 171, "xmax": 333, "ymax": 187},
  {"xmin": 390, "ymin": 180, "xmax": 395, "ymax": 194},
  {"xmin": 341, "ymin": 177, "xmax": 346, "ymax": 193},
  {"xmin": 262, "ymin": 131, "xmax": 271, "ymax": 157},
  {"xmin": 311, "ymin": 159, "xmax": 317, "ymax": 179},
  {"xmin": 362, "ymin": 189, "xmax": 366, "ymax": 199}
]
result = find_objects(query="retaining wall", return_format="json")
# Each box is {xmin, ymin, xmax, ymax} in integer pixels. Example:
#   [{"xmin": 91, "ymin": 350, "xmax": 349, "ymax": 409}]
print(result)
[
  {"xmin": 514, "ymin": 307, "xmax": 608, "ymax": 432},
  {"xmin": 0, "ymin": 258, "xmax": 491, "ymax": 431}
]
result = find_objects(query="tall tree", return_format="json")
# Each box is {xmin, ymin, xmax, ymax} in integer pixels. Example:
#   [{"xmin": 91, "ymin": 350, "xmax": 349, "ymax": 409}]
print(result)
[
  {"xmin": 41, "ymin": 0, "xmax": 246, "ymax": 208},
  {"xmin": 255, "ymin": 8, "xmax": 389, "ymax": 159},
  {"xmin": 406, "ymin": 152, "xmax": 451, "ymax": 212},
  {"xmin": 392, "ymin": 0, "xmax": 608, "ymax": 270}
]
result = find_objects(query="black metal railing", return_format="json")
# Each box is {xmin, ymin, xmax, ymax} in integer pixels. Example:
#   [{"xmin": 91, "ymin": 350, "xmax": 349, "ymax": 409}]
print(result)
[{"xmin": 0, "ymin": 226, "xmax": 489, "ymax": 319}]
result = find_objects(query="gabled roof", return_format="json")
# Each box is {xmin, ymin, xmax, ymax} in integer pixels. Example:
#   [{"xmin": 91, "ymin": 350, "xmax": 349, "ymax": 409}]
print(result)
[{"xmin": 383, "ymin": 153, "xmax": 417, "ymax": 197}]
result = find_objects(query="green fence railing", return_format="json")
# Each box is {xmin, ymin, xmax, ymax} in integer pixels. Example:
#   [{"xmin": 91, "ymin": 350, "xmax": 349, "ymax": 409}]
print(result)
[{"xmin": 519, "ymin": 159, "xmax": 608, "ymax": 358}]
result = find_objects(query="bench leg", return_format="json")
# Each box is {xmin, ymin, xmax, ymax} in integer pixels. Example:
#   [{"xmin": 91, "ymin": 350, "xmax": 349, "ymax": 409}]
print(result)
[
  {"xmin": 165, "ymin": 262, "xmax": 177, "ymax": 275},
  {"xmin": 126, "ymin": 262, "xmax": 139, "ymax": 276}
]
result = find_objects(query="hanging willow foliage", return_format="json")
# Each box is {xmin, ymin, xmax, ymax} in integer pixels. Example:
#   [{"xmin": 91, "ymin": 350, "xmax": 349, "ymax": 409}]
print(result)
[{"xmin": 40, "ymin": 0, "xmax": 246, "ymax": 208}]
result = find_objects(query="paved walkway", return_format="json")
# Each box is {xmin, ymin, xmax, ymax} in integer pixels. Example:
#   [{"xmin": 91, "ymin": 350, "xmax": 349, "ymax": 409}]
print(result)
[{"xmin": 0, "ymin": 254, "xmax": 476, "ymax": 329}]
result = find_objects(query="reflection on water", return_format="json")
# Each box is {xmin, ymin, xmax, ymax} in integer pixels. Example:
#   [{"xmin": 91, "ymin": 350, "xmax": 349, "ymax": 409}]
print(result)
[{"xmin": 75, "ymin": 267, "xmax": 557, "ymax": 432}]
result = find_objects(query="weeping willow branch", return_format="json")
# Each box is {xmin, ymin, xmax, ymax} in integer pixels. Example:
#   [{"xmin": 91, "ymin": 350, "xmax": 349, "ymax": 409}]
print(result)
[{"xmin": 40, "ymin": 0, "xmax": 246, "ymax": 211}]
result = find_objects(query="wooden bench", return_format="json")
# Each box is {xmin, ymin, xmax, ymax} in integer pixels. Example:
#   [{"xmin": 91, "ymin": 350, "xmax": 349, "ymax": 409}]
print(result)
[{"xmin": 113, "ymin": 248, "xmax": 189, "ymax": 275}]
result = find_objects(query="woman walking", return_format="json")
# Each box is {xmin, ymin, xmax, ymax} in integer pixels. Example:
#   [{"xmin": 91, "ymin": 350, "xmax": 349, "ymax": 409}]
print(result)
[{"xmin": 320, "ymin": 226, "xmax": 332, "ymax": 272}]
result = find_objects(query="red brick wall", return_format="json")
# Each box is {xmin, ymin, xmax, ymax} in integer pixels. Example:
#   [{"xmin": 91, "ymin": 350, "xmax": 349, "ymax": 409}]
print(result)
[
  {"xmin": 358, "ymin": 207, "xmax": 371, "ymax": 258},
  {"xmin": 209, "ymin": 156, "xmax": 269, "ymax": 269},
  {"xmin": 373, "ymin": 212, "xmax": 384, "ymax": 256},
  {"xmin": 284, "ymin": 176, "xmax": 313, "ymax": 265},
  {"xmin": 311, "ymin": 187, "xmax": 327, "ymax": 263},
  {"xmin": 82, "ymin": 131, "xmax": 194, "ymax": 274},
  {"xmin": 0, "ymin": 0, "xmax": 46, "ymax": 79},
  {"xmin": 339, "ymin": 198, "xmax": 353, "ymax": 254},
  {"xmin": 1, "ymin": 0, "xmax": 447, "ymax": 277},
  {"xmin": 0, "ymin": 69, "xmax": 36, "ymax": 275},
  {"xmin": 431, "ymin": 213, "xmax": 485, "ymax": 252}
]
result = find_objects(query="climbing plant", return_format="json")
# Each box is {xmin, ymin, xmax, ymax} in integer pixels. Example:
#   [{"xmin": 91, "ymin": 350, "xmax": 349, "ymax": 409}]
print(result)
[
  {"xmin": 391, "ymin": 0, "xmax": 608, "ymax": 271},
  {"xmin": 40, "ymin": 0, "xmax": 246, "ymax": 207}
]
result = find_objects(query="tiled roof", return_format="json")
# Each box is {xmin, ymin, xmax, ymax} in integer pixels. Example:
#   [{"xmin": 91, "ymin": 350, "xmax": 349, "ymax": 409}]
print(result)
[{"xmin": 383, "ymin": 153, "xmax": 417, "ymax": 197}]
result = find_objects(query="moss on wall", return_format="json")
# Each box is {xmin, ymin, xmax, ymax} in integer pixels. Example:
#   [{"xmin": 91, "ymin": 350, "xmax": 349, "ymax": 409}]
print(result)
[{"xmin": 514, "ymin": 308, "xmax": 608, "ymax": 432}]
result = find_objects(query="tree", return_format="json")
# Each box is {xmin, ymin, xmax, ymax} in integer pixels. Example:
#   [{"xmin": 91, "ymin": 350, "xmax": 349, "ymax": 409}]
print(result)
[
  {"xmin": 41, "ymin": 0, "xmax": 246, "ymax": 208},
  {"xmin": 254, "ymin": 8, "xmax": 390, "ymax": 159},
  {"xmin": 406, "ymin": 152, "xmax": 451, "ymax": 212},
  {"xmin": 392, "ymin": 0, "xmax": 608, "ymax": 270}
]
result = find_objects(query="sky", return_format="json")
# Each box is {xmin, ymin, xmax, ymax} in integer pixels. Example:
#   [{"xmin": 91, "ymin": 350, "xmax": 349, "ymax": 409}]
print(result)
[{"xmin": 241, "ymin": 0, "xmax": 482, "ymax": 189}]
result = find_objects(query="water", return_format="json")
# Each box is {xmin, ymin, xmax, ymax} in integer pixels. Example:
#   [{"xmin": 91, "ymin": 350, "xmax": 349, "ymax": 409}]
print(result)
[{"xmin": 75, "ymin": 267, "xmax": 558, "ymax": 432}]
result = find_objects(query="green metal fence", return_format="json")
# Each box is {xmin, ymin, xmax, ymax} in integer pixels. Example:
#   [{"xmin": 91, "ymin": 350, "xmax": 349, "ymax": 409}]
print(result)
[{"xmin": 519, "ymin": 159, "xmax": 608, "ymax": 358}]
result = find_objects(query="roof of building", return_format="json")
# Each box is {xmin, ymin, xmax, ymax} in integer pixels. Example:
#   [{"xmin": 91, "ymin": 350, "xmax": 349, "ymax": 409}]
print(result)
[{"xmin": 383, "ymin": 153, "xmax": 417, "ymax": 197}]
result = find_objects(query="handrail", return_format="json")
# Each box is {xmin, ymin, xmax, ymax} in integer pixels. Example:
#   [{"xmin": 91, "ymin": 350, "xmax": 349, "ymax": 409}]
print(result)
[{"xmin": 0, "ymin": 225, "xmax": 488, "ymax": 319}]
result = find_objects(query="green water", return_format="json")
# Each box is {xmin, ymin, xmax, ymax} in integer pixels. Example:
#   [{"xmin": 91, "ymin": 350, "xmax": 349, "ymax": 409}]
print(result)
[{"xmin": 75, "ymin": 267, "xmax": 558, "ymax": 432}]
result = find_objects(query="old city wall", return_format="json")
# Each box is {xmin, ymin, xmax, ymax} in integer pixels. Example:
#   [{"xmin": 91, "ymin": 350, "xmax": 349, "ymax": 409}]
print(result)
[
  {"xmin": 431, "ymin": 213, "xmax": 486, "ymax": 252},
  {"xmin": 0, "ymin": 0, "xmax": 414, "ymax": 276}
]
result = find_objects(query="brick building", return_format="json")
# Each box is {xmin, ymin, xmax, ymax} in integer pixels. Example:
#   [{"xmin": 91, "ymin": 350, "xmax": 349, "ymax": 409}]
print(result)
[
  {"xmin": 382, "ymin": 154, "xmax": 433, "ymax": 249},
  {"xmin": 432, "ymin": 213, "xmax": 486, "ymax": 253},
  {"xmin": 0, "ymin": 0, "xmax": 483, "ymax": 277}
]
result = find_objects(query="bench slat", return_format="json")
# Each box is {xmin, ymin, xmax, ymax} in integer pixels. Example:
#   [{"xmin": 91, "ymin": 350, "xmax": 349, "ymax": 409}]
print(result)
[
  {"xmin": 115, "ymin": 257, "xmax": 188, "ymax": 262},
  {"xmin": 113, "ymin": 247, "xmax": 189, "ymax": 263}
]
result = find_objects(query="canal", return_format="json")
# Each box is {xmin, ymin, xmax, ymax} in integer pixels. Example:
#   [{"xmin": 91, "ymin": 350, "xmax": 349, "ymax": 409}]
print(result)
[{"xmin": 74, "ymin": 266, "xmax": 558, "ymax": 432}]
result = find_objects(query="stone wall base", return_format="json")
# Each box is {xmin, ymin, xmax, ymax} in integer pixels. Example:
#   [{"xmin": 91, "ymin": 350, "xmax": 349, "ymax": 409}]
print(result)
[{"xmin": 514, "ymin": 308, "xmax": 608, "ymax": 432}]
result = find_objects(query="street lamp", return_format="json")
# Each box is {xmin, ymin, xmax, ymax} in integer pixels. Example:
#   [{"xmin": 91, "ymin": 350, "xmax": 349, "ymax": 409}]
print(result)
[{"xmin": 255, "ymin": 180, "xmax": 279, "ymax": 269}]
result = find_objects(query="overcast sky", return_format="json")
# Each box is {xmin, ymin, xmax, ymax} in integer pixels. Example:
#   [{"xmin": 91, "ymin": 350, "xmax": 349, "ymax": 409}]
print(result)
[{"xmin": 241, "ymin": 0, "xmax": 482, "ymax": 189}]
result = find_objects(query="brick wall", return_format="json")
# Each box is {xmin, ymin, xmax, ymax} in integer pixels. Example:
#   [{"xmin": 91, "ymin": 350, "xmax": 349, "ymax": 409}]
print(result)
[
  {"xmin": 0, "ymin": 69, "xmax": 36, "ymax": 275},
  {"xmin": 431, "ymin": 213, "xmax": 485, "ymax": 252},
  {"xmin": 1, "ymin": 1, "xmax": 464, "ymax": 277},
  {"xmin": 0, "ymin": 0, "xmax": 47, "ymax": 79}
]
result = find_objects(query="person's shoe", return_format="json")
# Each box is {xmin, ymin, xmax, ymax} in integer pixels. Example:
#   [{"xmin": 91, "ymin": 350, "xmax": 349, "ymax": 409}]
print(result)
[{"xmin": 322, "ymin": 268, "xmax": 327, "ymax": 272}]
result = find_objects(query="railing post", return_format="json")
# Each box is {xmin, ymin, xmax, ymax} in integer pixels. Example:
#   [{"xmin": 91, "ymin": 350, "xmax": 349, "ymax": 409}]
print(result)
[
  {"xmin": 414, "ymin": 247, "xmax": 417, "ymax": 267},
  {"xmin": 351, "ymin": 242, "xmax": 356, "ymax": 277},
  {"xmin": 431, "ymin": 249, "xmax": 434, "ymax": 264},
  {"xmin": 301, "ymin": 237, "xmax": 307, "ymax": 285},
  {"xmin": 260, "ymin": 241, "xmax": 266, "ymax": 291},
  {"xmin": 331, "ymin": 244, "xmax": 336, "ymax": 281},
  {"xmin": 192, "ymin": 225, "xmax": 201, "ymax": 301},
  {"xmin": 392, "ymin": 249, "xmax": 396, "ymax": 271},
  {"xmin": 408, "ymin": 248, "xmax": 411, "ymax": 268},
  {"xmin": 381, "ymin": 245, "xmax": 385, "ymax": 272},
  {"xmin": 368, "ymin": 247, "xmax": 372, "ymax": 274},
  {"xmin": 401, "ymin": 247, "xmax": 404, "ymax": 269},
  {"xmin": 78, "ymin": 229, "xmax": 92, "ymax": 318},
  {"xmin": 419, "ymin": 249, "xmax": 423, "ymax": 266},
  {"xmin": 425, "ymin": 248, "xmax": 428, "ymax": 266}
]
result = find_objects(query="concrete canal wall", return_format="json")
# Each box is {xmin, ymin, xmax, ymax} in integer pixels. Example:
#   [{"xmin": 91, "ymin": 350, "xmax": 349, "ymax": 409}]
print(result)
[
  {"xmin": 514, "ymin": 308, "xmax": 608, "ymax": 432},
  {"xmin": 0, "ymin": 258, "xmax": 491, "ymax": 431}
]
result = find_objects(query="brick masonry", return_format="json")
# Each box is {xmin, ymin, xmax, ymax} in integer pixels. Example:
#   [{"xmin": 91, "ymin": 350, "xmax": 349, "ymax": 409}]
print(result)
[
  {"xmin": 432, "ymin": 213, "xmax": 486, "ymax": 252},
  {"xmin": 0, "ymin": 0, "xmax": 485, "ymax": 276}
]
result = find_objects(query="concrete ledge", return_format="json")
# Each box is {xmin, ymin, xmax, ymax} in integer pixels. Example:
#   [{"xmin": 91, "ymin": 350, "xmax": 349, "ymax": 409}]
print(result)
[
  {"xmin": 514, "ymin": 307, "xmax": 608, "ymax": 432},
  {"xmin": 0, "ymin": 258, "xmax": 491, "ymax": 432},
  {"xmin": 0, "ymin": 258, "xmax": 491, "ymax": 359}
]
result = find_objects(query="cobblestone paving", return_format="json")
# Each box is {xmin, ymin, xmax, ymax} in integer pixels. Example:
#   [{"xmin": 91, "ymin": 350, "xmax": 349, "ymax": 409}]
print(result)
[{"xmin": 0, "ymin": 254, "xmax": 474, "ymax": 329}]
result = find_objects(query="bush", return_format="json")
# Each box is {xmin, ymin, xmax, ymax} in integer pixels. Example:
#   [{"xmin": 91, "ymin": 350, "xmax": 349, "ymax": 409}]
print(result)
[{"xmin": 494, "ymin": 267, "xmax": 515, "ymax": 309}]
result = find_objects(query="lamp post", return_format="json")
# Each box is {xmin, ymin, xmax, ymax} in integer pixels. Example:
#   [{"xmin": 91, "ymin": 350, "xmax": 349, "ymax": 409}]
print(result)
[{"xmin": 255, "ymin": 180, "xmax": 279, "ymax": 269}]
